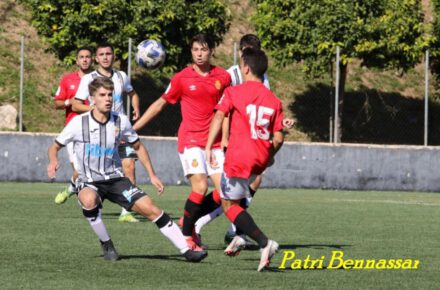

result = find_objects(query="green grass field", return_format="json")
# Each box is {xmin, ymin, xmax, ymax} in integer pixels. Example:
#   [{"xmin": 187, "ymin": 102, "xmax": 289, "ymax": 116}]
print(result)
[{"xmin": 1, "ymin": 182, "xmax": 439, "ymax": 289}]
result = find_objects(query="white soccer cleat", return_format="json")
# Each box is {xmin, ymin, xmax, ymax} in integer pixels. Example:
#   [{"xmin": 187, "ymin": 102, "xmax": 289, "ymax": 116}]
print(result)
[
  {"xmin": 224, "ymin": 235, "xmax": 246, "ymax": 257},
  {"xmin": 257, "ymin": 240, "xmax": 279, "ymax": 272}
]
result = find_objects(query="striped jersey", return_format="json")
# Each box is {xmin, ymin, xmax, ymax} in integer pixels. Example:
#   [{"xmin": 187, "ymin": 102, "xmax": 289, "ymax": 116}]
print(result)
[
  {"xmin": 55, "ymin": 111, "xmax": 139, "ymax": 182},
  {"xmin": 75, "ymin": 69, "xmax": 134, "ymax": 115},
  {"xmin": 227, "ymin": 64, "xmax": 270, "ymax": 89}
]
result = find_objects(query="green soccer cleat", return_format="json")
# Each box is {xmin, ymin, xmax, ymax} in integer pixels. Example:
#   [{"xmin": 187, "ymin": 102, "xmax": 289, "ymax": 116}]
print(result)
[
  {"xmin": 54, "ymin": 188, "xmax": 72, "ymax": 204},
  {"xmin": 118, "ymin": 212, "xmax": 140, "ymax": 223}
]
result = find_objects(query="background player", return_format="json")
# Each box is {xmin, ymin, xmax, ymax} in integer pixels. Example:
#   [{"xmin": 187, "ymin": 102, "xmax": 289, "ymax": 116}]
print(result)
[
  {"xmin": 53, "ymin": 46, "xmax": 93, "ymax": 204},
  {"xmin": 133, "ymin": 33, "xmax": 231, "ymax": 250},
  {"xmin": 72, "ymin": 43, "xmax": 141, "ymax": 222},
  {"xmin": 47, "ymin": 77, "xmax": 207, "ymax": 263},
  {"xmin": 205, "ymin": 47, "xmax": 284, "ymax": 271}
]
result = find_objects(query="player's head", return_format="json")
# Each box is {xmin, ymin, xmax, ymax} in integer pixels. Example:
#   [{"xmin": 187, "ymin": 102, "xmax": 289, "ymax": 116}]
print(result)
[
  {"xmin": 239, "ymin": 34, "xmax": 261, "ymax": 51},
  {"xmin": 240, "ymin": 47, "xmax": 268, "ymax": 79},
  {"xmin": 95, "ymin": 42, "xmax": 115, "ymax": 70},
  {"xmin": 190, "ymin": 33, "xmax": 215, "ymax": 66},
  {"xmin": 89, "ymin": 77, "xmax": 114, "ymax": 113},
  {"xmin": 76, "ymin": 46, "xmax": 93, "ymax": 72}
]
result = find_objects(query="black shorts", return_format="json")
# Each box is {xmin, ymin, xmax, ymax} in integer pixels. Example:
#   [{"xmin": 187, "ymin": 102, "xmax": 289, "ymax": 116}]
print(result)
[
  {"xmin": 118, "ymin": 143, "xmax": 138, "ymax": 159},
  {"xmin": 80, "ymin": 177, "xmax": 147, "ymax": 210}
]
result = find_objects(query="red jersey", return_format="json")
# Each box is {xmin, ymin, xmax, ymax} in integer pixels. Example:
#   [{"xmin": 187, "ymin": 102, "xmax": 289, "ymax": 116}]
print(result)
[
  {"xmin": 54, "ymin": 71, "xmax": 88, "ymax": 125},
  {"xmin": 215, "ymin": 81, "xmax": 284, "ymax": 179},
  {"xmin": 162, "ymin": 65, "xmax": 231, "ymax": 152}
]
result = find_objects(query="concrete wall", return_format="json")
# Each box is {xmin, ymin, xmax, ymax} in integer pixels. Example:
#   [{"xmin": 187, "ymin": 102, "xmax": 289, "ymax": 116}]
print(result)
[{"xmin": 1, "ymin": 132, "xmax": 439, "ymax": 192}]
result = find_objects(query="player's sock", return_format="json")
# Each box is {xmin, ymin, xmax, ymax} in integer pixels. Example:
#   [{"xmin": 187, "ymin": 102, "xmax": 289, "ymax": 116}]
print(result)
[
  {"xmin": 83, "ymin": 205, "xmax": 110, "ymax": 242},
  {"xmin": 225, "ymin": 205, "xmax": 268, "ymax": 249},
  {"xmin": 195, "ymin": 206, "xmax": 223, "ymax": 234},
  {"xmin": 199, "ymin": 189, "xmax": 222, "ymax": 216},
  {"xmin": 182, "ymin": 191, "xmax": 205, "ymax": 236},
  {"xmin": 249, "ymin": 186, "xmax": 257, "ymax": 198},
  {"xmin": 153, "ymin": 211, "xmax": 189, "ymax": 254},
  {"xmin": 120, "ymin": 208, "xmax": 129, "ymax": 215},
  {"xmin": 68, "ymin": 177, "xmax": 78, "ymax": 195}
]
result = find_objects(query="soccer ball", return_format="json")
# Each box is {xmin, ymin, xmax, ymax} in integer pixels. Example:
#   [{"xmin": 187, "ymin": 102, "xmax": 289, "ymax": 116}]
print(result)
[{"xmin": 135, "ymin": 39, "xmax": 166, "ymax": 69}]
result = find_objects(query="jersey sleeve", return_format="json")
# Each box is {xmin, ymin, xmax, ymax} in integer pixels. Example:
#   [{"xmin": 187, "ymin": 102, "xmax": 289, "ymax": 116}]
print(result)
[
  {"xmin": 272, "ymin": 101, "xmax": 284, "ymax": 133},
  {"xmin": 54, "ymin": 76, "xmax": 68, "ymax": 101},
  {"xmin": 263, "ymin": 73, "xmax": 270, "ymax": 90},
  {"xmin": 215, "ymin": 88, "xmax": 233, "ymax": 116},
  {"xmin": 227, "ymin": 65, "xmax": 241, "ymax": 86},
  {"xmin": 75, "ymin": 74, "xmax": 91, "ymax": 102},
  {"xmin": 121, "ymin": 71, "xmax": 134, "ymax": 94},
  {"xmin": 55, "ymin": 116, "xmax": 80, "ymax": 146},
  {"xmin": 161, "ymin": 74, "xmax": 182, "ymax": 104},
  {"xmin": 120, "ymin": 115, "xmax": 139, "ymax": 144}
]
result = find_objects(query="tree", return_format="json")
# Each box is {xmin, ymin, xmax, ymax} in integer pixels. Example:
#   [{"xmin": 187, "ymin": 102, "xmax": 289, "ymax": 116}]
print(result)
[
  {"xmin": 253, "ymin": 0, "xmax": 432, "ymax": 142},
  {"xmin": 20, "ymin": 0, "xmax": 230, "ymax": 70}
]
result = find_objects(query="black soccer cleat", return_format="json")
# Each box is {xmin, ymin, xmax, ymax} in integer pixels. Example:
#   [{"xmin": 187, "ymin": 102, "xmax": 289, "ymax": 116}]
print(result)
[
  {"xmin": 183, "ymin": 249, "xmax": 208, "ymax": 263},
  {"xmin": 100, "ymin": 239, "xmax": 119, "ymax": 261}
]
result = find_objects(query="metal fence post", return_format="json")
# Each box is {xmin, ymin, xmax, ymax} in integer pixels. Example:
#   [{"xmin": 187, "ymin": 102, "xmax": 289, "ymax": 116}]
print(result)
[
  {"xmin": 333, "ymin": 46, "xmax": 340, "ymax": 144},
  {"xmin": 126, "ymin": 38, "xmax": 132, "ymax": 120},
  {"xmin": 424, "ymin": 49, "xmax": 429, "ymax": 146},
  {"xmin": 19, "ymin": 36, "xmax": 24, "ymax": 132}
]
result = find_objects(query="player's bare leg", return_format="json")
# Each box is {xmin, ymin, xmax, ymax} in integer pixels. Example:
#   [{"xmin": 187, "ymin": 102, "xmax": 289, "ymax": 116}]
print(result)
[{"xmin": 119, "ymin": 158, "xmax": 139, "ymax": 222}]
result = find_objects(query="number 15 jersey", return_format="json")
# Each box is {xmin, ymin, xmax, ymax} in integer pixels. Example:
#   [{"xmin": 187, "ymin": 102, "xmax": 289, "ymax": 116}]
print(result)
[{"xmin": 215, "ymin": 81, "xmax": 284, "ymax": 179}]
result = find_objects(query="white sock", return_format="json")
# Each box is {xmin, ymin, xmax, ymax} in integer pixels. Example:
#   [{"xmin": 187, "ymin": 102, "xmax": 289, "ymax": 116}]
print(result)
[
  {"xmin": 68, "ymin": 177, "xmax": 78, "ymax": 194},
  {"xmin": 195, "ymin": 206, "xmax": 224, "ymax": 234},
  {"xmin": 153, "ymin": 211, "xmax": 189, "ymax": 254},
  {"xmin": 85, "ymin": 209, "xmax": 110, "ymax": 242},
  {"xmin": 120, "ymin": 208, "xmax": 129, "ymax": 216}
]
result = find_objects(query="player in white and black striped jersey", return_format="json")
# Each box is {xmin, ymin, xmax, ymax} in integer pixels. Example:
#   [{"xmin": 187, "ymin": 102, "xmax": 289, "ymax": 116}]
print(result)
[
  {"xmin": 48, "ymin": 77, "xmax": 207, "ymax": 262},
  {"xmin": 73, "ymin": 43, "xmax": 141, "ymax": 222}
]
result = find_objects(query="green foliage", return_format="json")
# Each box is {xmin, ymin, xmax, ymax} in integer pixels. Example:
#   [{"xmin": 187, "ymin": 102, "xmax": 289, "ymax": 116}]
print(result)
[
  {"xmin": 253, "ymin": 0, "xmax": 431, "ymax": 77},
  {"xmin": 19, "ymin": 0, "xmax": 230, "ymax": 70}
]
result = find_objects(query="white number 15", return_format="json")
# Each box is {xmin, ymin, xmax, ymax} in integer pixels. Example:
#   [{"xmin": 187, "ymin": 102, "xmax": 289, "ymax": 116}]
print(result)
[{"xmin": 246, "ymin": 104, "xmax": 274, "ymax": 140}]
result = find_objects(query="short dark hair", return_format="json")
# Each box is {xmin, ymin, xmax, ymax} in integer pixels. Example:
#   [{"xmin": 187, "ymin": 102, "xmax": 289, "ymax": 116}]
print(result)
[
  {"xmin": 239, "ymin": 34, "xmax": 261, "ymax": 51},
  {"xmin": 190, "ymin": 33, "xmax": 215, "ymax": 50},
  {"xmin": 241, "ymin": 47, "xmax": 268, "ymax": 79},
  {"xmin": 88, "ymin": 77, "xmax": 114, "ymax": 97},
  {"xmin": 96, "ymin": 42, "xmax": 114, "ymax": 53},
  {"xmin": 76, "ymin": 46, "xmax": 93, "ymax": 57}
]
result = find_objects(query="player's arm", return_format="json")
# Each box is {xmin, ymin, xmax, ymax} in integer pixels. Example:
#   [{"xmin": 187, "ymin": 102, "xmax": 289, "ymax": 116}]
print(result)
[
  {"xmin": 206, "ymin": 110, "xmax": 226, "ymax": 167},
  {"xmin": 54, "ymin": 77, "xmax": 69, "ymax": 110},
  {"xmin": 47, "ymin": 142, "xmax": 63, "ymax": 179},
  {"xmin": 132, "ymin": 97, "xmax": 168, "ymax": 131},
  {"xmin": 221, "ymin": 116, "xmax": 230, "ymax": 151},
  {"xmin": 72, "ymin": 98, "xmax": 92, "ymax": 113},
  {"xmin": 132, "ymin": 140, "xmax": 164, "ymax": 194},
  {"xmin": 128, "ymin": 90, "xmax": 140, "ymax": 121},
  {"xmin": 72, "ymin": 76, "xmax": 92, "ymax": 113}
]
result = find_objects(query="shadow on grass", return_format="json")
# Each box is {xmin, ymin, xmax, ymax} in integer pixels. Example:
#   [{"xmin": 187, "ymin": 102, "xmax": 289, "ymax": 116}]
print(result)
[
  {"xmin": 290, "ymin": 83, "xmax": 440, "ymax": 145},
  {"xmin": 117, "ymin": 254, "xmax": 185, "ymax": 262}
]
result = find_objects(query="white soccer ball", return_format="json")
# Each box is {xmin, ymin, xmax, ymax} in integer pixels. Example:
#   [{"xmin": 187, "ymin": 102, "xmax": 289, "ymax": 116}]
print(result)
[{"xmin": 135, "ymin": 39, "xmax": 166, "ymax": 69}]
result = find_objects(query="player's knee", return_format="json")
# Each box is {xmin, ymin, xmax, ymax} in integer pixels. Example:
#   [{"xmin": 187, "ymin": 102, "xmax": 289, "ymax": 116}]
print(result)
[{"xmin": 82, "ymin": 205, "xmax": 100, "ymax": 220}]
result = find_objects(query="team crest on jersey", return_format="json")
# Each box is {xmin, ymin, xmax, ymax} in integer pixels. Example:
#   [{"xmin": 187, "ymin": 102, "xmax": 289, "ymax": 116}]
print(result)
[
  {"xmin": 70, "ymin": 85, "xmax": 76, "ymax": 90},
  {"xmin": 191, "ymin": 159, "xmax": 199, "ymax": 168},
  {"xmin": 189, "ymin": 85, "xmax": 197, "ymax": 91},
  {"xmin": 215, "ymin": 80, "xmax": 221, "ymax": 90}
]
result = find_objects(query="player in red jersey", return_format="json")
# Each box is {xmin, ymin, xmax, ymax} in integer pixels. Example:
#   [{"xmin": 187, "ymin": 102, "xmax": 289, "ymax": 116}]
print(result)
[
  {"xmin": 206, "ymin": 48, "xmax": 284, "ymax": 271},
  {"xmin": 53, "ymin": 47, "xmax": 93, "ymax": 204},
  {"xmin": 133, "ymin": 34, "xmax": 231, "ymax": 251}
]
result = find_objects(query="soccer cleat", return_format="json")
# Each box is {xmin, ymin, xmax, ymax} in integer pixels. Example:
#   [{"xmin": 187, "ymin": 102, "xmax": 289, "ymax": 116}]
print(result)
[
  {"xmin": 224, "ymin": 235, "xmax": 246, "ymax": 257},
  {"xmin": 186, "ymin": 237, "xmax": 204, "ymax": 252},
  {"xmin": 100, "ymin": 239, "xmax": 119, "ymax": 261},
  {"xmin": 54, "ymin": 188, "xmax": 72, "ymax": 204},
  {"xmin": 257, "ymin": 240, "xmax": 279, "ymax": 272},
  {"xmin": 183, "ymin": 249, "xmax": 208, "ymax": 263},
  {"xmin": 118, "ymin": 212, "xmax": 140, "ymax": 223}
]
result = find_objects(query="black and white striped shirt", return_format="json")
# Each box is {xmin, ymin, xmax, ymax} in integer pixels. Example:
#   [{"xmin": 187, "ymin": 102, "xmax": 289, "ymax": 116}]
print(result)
[
  {"xmin": 55, "ymin": 111, "xmax": 139, "ymax": 182},
  {"xmin": 227, "ymin": 64, "xmax": 270, "ymax": 89}
]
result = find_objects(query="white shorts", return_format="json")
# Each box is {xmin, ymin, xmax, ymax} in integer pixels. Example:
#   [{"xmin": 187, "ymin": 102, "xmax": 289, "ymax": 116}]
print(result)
[
  {"xmin": 220, "ymin": 173, "xmax": 256, "ymax": 200},
  {"xmin": 179, "ymin": 147, "xmax": 224, "ymax": 177},
  {"xmin": 66, "ymin": 142, "xmax": 75, "ymax": 163}
]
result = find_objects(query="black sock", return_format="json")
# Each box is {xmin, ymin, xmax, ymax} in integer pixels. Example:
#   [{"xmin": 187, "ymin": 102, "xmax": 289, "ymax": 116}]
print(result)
[
  {"xmin": 199, "ymin": 191, "xmax": 221, "ymax": 216},
  {"xmin": 234, "ymin": 211, "xmax": 268, "ymax": 248},
  {"xmin": 182, "ymin": 199, "xmax": 203, "ymax": 236},
  {"xmin": 249, "ymin": 186, "xmax": 257, "ymax": 197}
]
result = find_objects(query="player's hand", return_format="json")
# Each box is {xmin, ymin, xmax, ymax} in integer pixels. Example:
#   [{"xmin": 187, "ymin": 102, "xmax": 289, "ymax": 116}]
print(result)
[
  {"xmin": 150, "ymin": 175, "xmax": 164, "ymax": 195},
  {"xmin": 47, "ymin": 161, "xmax": 59, "ymax": 180},
  {"xmin": 132, "ymin": 109, "xmax": 140, "ymax": 121},
  {"xmin": 282, "ymin": 118, "xmax": 295, "ymax": 129},
  {"xmin": 206, "ymin": 149, "xmax": 218, "ymax": 169},
  {"xmin": 221, "ymin": 139, "xmax": 229, "ymax": 152}
]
